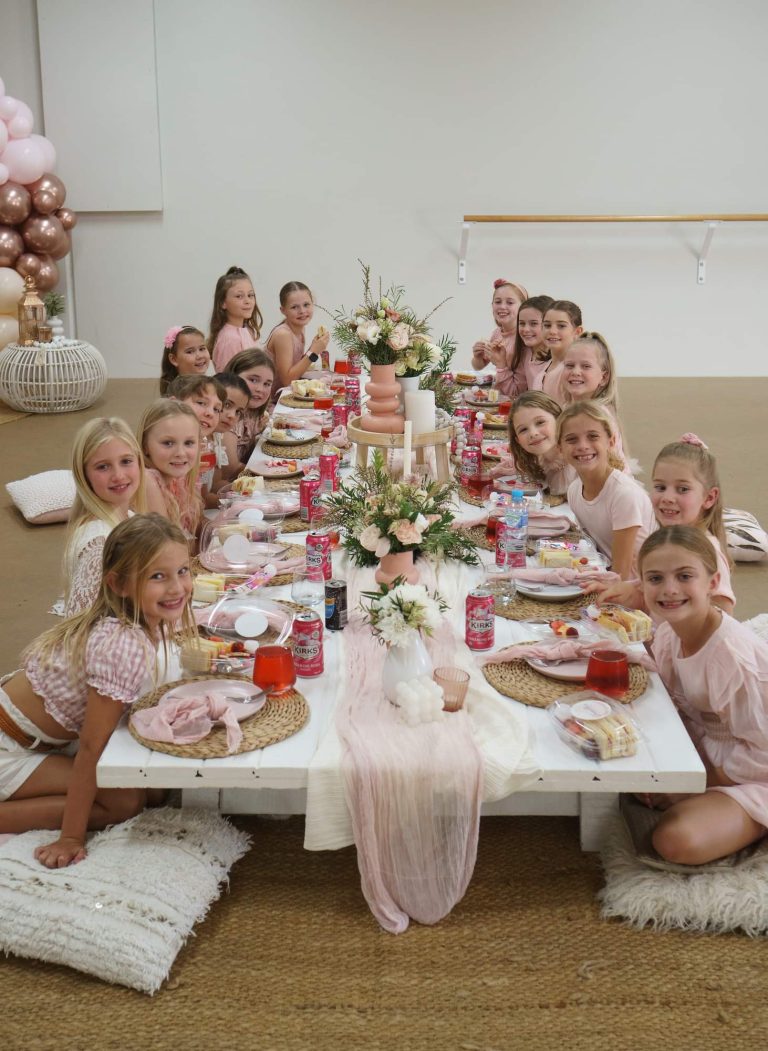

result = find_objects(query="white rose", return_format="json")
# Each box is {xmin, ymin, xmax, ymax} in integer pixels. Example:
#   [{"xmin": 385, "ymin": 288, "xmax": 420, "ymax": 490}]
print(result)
[
  {"xmin": 405, "ymin": 351, "xmax": 420, "ymax": 371},
  {"xmin": 360, "ymin": 524, "xmax": 382, "ymax": 552},
  {"xmin": 387, "ymin": 322, "xmax": 412, "ymax": 353},
  {"xmin": 356, "ymin": 321, "xmax": 381, "ymax": 345},
  {"xmin": 427, "ymin": 342, "xmax": 443, "ymax": 362},
  {"xmin": 374, "ymin": 536, "xmax": 391, "ymax": 557},
  {"xmin": 394, "ymin": 359, "xmax": 407, "ymax": 376}
]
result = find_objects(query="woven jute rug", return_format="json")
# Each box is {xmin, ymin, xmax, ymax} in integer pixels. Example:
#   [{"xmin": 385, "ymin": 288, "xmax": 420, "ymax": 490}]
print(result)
[{"xmin": 482, "ymin": 657, "xmax": 648, "ymax": 707}]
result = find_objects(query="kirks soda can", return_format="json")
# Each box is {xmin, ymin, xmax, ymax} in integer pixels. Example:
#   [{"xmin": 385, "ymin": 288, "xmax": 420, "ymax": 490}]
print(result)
[
  {"xmin": 325, "ymin": 578, "xmax": 348, "ymax": 631},
  {"xmin": 496, "ymin": 521, "xmax": 526, "ymax": 568},
  {"xmin": 344, "ymin": 377, "xmax": 361, "ymax": 413},
  {"xmin": 332, "ymin": 403, "xmax": 349, "ymax": 429},
  {"xmin": 300, "ymin": 475, "xmax": 321, "ymax": 524},
  {"xmin": 319, "ymin": 451, "xmax": 340, "ymax": 493},
  {"xmin": 346, "ymin": 351, "xmax": 363, "ymax": 375},
  {"xmin": 293, "ymin": 611, "xmax": 324, "ymax": 677},
  {"xmin": 465, "ymin": 588, "xmax": 495, "ymax": 651},
  {"xmin": 320, "ymin": 348, "xmax": 330, "ymax": 371},
  {"xmin": 306, "ymin": 531, "xmax": 332, "ymax": 581},
  {"xmin": 455, "ymin": 406, "xmax": 471, "ymax": 422},
  {"xmin": 460, "ymin": 446, "xmax": 482, "ymax": 487}
]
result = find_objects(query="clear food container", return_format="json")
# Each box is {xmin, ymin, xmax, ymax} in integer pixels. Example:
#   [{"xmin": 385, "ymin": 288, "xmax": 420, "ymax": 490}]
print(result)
[{"xmin": 548, "ymin": 691, "xmax": 640, "ymax": 761}]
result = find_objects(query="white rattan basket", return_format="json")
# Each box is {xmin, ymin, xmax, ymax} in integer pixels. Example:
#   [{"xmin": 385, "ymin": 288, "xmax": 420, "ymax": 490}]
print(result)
[{"xmin": 0, "ymin": 340, "xmax": 108, "ymax": 414}]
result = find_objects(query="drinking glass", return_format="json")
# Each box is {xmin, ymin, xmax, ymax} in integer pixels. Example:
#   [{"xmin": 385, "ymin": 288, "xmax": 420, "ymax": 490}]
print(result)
[
  {"xmin": 433, "ymin": 667, "xmax": 470, "ymax": 712},
  {"xmin": 291, "ymin": 566, "xmax": 326, "ymax": 607},
  {"xmin": 483, "ymin": 565, "xmax": 517, "ymax": 608},
  {"xmin": 253, "ymin": 645, "xmax": 296, "ymax": 695},
  {"xmin": 585, "ymin": 650, "xmax": 630, "ymax": 700},
  {"xmin": 333, "ymin": 359, "xmax": 349, "ymax": 374}
]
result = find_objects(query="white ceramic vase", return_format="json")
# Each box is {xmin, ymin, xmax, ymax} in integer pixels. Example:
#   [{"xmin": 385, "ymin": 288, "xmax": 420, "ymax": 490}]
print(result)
[
  {"xmin": 381, "ymin": 632, "xmax": 433, "ymax": 703},
  {"xmin": 397, "ymin": 374, "xmax": 421, "ymax": 413}
]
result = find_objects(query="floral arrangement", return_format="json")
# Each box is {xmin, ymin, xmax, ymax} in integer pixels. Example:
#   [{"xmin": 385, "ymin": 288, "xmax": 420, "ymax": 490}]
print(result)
[
  {"xmin": 360, "ymin": 577, "xmax": 447, "ymax": 647},
  {"xmin": 321, "ymin": 451, "xmax": 479, "ymax": 568},
  {"xmin": 331, "ymin": 261, "xmax": 456, "ymax": 378}
]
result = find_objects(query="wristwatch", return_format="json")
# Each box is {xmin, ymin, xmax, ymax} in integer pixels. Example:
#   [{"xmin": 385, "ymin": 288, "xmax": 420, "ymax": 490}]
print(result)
[{"xmin": 307, "ymin": 351, "xmax": 319, "ymax": 363}]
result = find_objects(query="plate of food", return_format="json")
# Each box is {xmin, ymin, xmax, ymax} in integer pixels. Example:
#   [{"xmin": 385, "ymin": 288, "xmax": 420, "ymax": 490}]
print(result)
[
  {"xmin": 454, "ymin": 371, "xmax": 493, "ymax": 387},
  {"xmin": 525, "ymin": 656, "xmax": 588, "ymax": 682},
  {"xmin": 483, "ymin": 412, "xmax": 509, "ymax": 429},
  {"xmin": 289, "ymin": 379, "xmax": 332, "ymax": 402},
  {"xmin": 581, "ymin": 604, "xmax": 653, "ymax": 643},
  {"xmin": 482, "ymin": 443, "xmax": 508, "ymax": 461},
  {"xmin": 464, "ymin": 389, "xmax": 500, "ymax": 408},
  {"xmin": 516, "ymin": 580, "xmax": 584, "ymax": 601},
  {"xmin": 267, "ymin": 427, "xmax": 316, "ymax": 445},
  {"xmin": 249, "ymin": 458, "xmax": 303, "ymax": 478}
]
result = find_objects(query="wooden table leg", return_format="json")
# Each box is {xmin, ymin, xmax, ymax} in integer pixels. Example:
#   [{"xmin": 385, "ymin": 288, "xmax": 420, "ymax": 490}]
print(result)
[
  {"xmin": 435, "ymin": 441, "xmax": 450, "ymax": 482},
  {"xmin": 356, "ymin": 441, "xmax": 368, "ymax": 471}
]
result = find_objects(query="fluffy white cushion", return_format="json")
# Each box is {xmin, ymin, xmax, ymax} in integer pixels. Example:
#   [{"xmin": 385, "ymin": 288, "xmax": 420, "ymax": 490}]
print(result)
[
  {"xmin": 5, "ymin": 469, "xmax": 75, "ymax": 524},
  {"xmin": 0, "ymin": 807, "xmax": 250, "ymax": 994},
  {"xmin": 724, "ymin": 507, "xmax": 768, "ymax": 563}
]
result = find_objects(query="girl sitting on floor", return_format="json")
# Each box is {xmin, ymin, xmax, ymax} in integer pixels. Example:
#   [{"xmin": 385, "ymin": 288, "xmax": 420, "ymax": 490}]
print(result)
[
  {"xmin": 264, "ymin": 281, "xmax": 330, "ymax": 394},
  {"xmin": 0, "ymin": 514, "xmax": 196, "ymax": 868},
  {"xmin": 558, "ymin": 400, "xmax": 655, "ymax": 579},
  {"xmin": 63, "ymin": 417, "xmax": 146, "ymax": 617},
  {"xmin": 541, "ymin": 300, "xmax": 583, "ymax": 404},
  {"xmin": 471, "ymin": 278, "xmax": 528, "ymax": 373},
  {"xmin": 159, "ymin": 325, "xmax": 210, "ymax": 395},
  {"xmin": 638, "ymin": 526, "xmax": 768, "ymax": 866},
  {"xmin": 227, "ymin": 348, "xmax": 277, "ymax": 465},
  {"xmin": 208, "ymin": 265, "xmax": 264, "ymax": 372},
  {"xmin": 492, "ymin": 294, "xmax": 554, "ymax": 400},
  {"xmin": 137, "ymin": 400, "xmax": 202, "ymax": 537},
  {"xmin": 508, "ymin": 391, "xmax": 575, "ymax": 496}
]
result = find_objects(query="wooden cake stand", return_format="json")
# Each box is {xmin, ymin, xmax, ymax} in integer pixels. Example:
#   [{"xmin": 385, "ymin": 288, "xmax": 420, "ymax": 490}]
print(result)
[{"xmin": 347, "ymin": 416, "xmax": 453, "ymax": 482}]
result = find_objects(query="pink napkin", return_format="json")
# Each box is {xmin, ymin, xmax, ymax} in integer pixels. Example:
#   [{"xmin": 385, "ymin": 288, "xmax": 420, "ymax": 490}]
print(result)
[
  {"xmin": 494, "ymin": 566, "xmax": 620, "ymax": 586},
  {"xmin": 327, "ymin": 424, "xmax": 350, "ymax": 449},
  {"xmin": 526, "ymin": 511, "xmax": 573, "ymax": 537},
  {"xmin": 130, "ymin": 690, "xmax": 258, "ymax": 753},
  {"xmin": 489, "ymin": 457, "xmax": 517, "ymax": 478},
  {"xmin": 482, "ymin": 638, "xmax": 656, "ymax": 669}
]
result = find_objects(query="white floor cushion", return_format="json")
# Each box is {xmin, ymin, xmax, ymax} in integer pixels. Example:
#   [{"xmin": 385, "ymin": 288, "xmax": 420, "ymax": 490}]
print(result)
[{"xmin": 0, "ymin": 807, "xmax": 250, "ymax": 994}]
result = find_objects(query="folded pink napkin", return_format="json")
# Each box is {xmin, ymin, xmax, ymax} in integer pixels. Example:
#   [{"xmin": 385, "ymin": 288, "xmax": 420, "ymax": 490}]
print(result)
[
  {"xmin": 489, "ymin": 457, "xmax": 517, "ymax": 478},
  {"xmin": 494, "ymin": 566, "xmax": 620, "ymax": 586},
  {"xmin": 130, "ymin": 691, "xmax": 258, "ymax": 753},
  {"xmin": 327, "ymin": 424, "xmax": 350, "ymax": 449},
  {"xmin": 482, "ymin": 638, "xmax": 656, "ymax": 669},
  {"xmin": 526, "ymin": 511, "xmax": 573, "ymax": 537}
]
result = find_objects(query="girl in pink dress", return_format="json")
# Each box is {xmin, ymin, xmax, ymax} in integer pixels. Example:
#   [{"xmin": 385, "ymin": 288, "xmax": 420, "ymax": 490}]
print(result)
[
  {"xmin": 228, "ymin": 348, "xmax": 276, "ymax": 465},
  {"xmin": 638, "ymin": 526, "xmax": 768, "ymax": 865},
  {"xmin": 264, "ymin": 281, "xmax": 330, "ymax": 395},
  {"xmin": 471, "ymin": 279, "xmax": 528, "ymax": 372},
  {"xmin": 137, "ymin": 400, "xmax": 202, "ymax": 538},
  {"xmin": 208, "ymin": 266, "xmax": 264, "ymax": 372},
  {"xmin": 159, "ymin": 325, "xmax": 210, "ymax": 395},
  {"xmin": 558, "ymin": 401, "xmax": 655, "ymax": 579},
  {"xmin": 507, "ymin": 391, "xmax": 575, "ymax": 496},
  {"xmin": 541, "ymin": 300, "xmax": 583, "ymax": 405},
  {"xmin": 0, "ymin": 514, "xmax": 196, "ymax": 868},
  {"xmin": 493, "ymin": 295, "xmax": 554, "ymax": 399}
]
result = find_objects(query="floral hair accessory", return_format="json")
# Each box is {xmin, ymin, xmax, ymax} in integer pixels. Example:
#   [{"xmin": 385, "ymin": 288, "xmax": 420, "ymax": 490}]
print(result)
[
  {"xmin": 164, "ymin": 326, "xmax": 183, "ymax": 350},
  {"xmin": 680, "ymin": 432, "xmax": 709, "ymax": 450},
  {"xmin": 493, "ymin": 278, "xmax": 510, "ymax": 289}
]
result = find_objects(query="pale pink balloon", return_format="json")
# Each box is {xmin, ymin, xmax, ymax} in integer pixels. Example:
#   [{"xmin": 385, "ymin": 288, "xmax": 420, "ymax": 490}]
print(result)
[
  {"xmin": 30, "ymin": 134, "xmax": 56, "ymax": 172},
  {"xmin": 8, "ymin": 114, "xmax": 33, "ymax": 139},
  {"xmin": 1, "ymin": 138, "xmax": 46, "ymax": 185},
  {"xmin": 0, "ymin": 121, "xmax": 7, "ymax": 154},
  {"xmin": 56, "ymin": 207, "xmax": 77, "ymax": 231},
  {"xmin": 0, "ymin": 96, "xmax": 19, "ymax": 121},
  {"xmin": 35, "ymin": 254, "xmax": 59, "ymax": 292}
]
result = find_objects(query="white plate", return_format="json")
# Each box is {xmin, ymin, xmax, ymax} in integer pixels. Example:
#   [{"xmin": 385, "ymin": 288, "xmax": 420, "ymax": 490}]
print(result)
[
  {"xmin": 249, "ymin": 460, "xmax": 304, "ymax": 478},
  {"xmin": 162, "ymin": 678, "xmax": 266, "ymax": 710},
  {"xmin": 268, "ymin": 428, "xmax": 316, "ymax": 445},
  {"xmin": 525, "ymin": 657, "xmax": 588, "ymax": 683},
  {"xmin": 482, "ymin": 445, "xmax": 507, "ymax": 460},
  {"xmin": 464, "ymin": 395, "xmax": 500, "ymax": 408},
  {"xmin": 516, "ymin": 581, "xmax": 584, "ymax": 601},
  {"xmin": 287, "ymin": 390, "xmax": 331, "ymax": 403}
]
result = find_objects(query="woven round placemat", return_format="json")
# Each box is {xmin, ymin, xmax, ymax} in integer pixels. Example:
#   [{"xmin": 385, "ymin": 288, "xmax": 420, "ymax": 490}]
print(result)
[
  {"xmin": 457, "ymin": 484, "xmax": 486, "ymax": 507},
  {"xmin": 264, "ymin": 477, "xmax": 302, "ymax": 493},
  {"xmin": 546, "ymin": 492, "xmax": 567, "ymax": 507},
  {"xmin": 279, "ymin": 394, "xmax": 342, "ymax": 409},
  {"xmin": 261, "ymin": 439, "xmax": 319, "ymax": 459},
  {"xmin": 493, "ymin": 589, "xmax": 592, "ymax": 621},
  {"xmin": 129, "ymin": 675, "xmax": 310, "ymax": 757},
  {"xmin": 193, "ymin": 543, "xmax": 305, "ymax": 587},
  {"xmin": 467, "ymin": 523, "xmax": 493, "ymax": 551},
  {"xmin": 482, "ymin": 658, "xmax": 648, "ymax": 708}
]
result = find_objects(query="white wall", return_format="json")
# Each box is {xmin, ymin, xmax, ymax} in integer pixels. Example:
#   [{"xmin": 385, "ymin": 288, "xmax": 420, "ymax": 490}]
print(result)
[{"xmin": 2, "ymin": 0, "xmax": 767, "ymax": 377}]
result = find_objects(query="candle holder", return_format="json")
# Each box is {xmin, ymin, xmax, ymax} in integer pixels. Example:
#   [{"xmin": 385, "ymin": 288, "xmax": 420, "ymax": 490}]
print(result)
[{"xmin": 18, "ymin": 275, "xmax": 46, "ymax": 346}]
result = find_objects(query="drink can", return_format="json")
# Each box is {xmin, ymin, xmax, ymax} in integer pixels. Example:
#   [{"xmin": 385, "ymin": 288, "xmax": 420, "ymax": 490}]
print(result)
[
  {"xmin": 460, "ymin": 446, "xmax": 482, "ymax": 487},
  {"xmin": 441, "ymin": 372, "xmax": 455, "ymax": 385},
  {"xmin": 293, "ymin": 611, "xmax": 324, "ymax": 677},
  {"xmin": 344, "ymin": 377, "xmax": 361, "ymax": 413},
  {"xmin": 466, "ymin": 588, "xmax": 495, "ymax": 650},
  {"xmin": 325, "ymin": 578, "xmax": 348, "ymax": 631},
  {"xmin": 320, "ymin": 348, "xmax": 330, "ymax": 371},
  {"xmin": 455, "ymin": 406, "xmax": 471, "ymax": 421},
  {"xmin": 346, "ymin": 350, "xmax": 363, "ymax": 375},
  {"xmin": 319, "ymin": 451, "xmax": 340, "ymax": 493},
  {"xmin": 332, "ymin": 403, "xmax": 350, "ymax": 429},
  {"xmin": 306, "ymin": 531, "xmax": 332, "ymax": 580},
  {"xmin": 300, "ymin": 475, "xmax": 321, "ymax": 524},
  {"xmin": 496, "ymin": 521, "xmax": 526, "ymax": 568}
]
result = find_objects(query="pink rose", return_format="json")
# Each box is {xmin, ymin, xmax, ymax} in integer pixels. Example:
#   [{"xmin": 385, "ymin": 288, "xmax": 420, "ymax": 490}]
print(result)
[
  {"xmin": 389, "ymin": 518, "xmax": 424, "ymax": 546},
  {"xmin": 425, "ymin": 513, "xmax": 441, "ymax": 525},
  {"xmin": 387, "ymin": 322, "xmax": 412, "ymax": 353}
]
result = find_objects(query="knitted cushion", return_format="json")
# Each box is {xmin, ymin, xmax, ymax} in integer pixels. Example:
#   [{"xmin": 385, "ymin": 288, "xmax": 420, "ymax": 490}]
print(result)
[{"xmin": 5, "ymin": 469, "xmax": 75, "ymax": 524}]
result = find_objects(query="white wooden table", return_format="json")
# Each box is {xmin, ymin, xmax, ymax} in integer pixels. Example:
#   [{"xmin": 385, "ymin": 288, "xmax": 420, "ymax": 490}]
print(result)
[{"xmin": 98, "ymin": 411, "xmax": 705, "ymax": 851}]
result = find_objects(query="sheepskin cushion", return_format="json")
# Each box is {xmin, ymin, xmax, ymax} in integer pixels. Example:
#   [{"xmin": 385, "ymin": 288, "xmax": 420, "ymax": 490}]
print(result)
[
  {"xmin": 0, "ymin": 807, "xmax": 250, "ymax": 994},
  {"xmin": 5, "ymin": 469, "xmax": 75, "ymax": 524},
  {"xmin": 599, "ymin": 816, "xmax": 768, "ymax": 936},
  {"xmin": 724, "ymin": 507, "xmax": 768, "ymax": 563}
]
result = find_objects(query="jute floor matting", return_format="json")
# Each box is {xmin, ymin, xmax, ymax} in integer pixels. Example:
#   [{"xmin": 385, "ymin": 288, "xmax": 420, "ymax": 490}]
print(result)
[{"xmin": 2, "ymin": 815, "xmax": 768, "ymax": 1051}]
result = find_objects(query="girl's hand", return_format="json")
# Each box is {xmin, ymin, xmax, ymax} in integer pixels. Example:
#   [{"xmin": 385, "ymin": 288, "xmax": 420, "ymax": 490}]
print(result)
[
  {"xmin": 472, "ymin": 341, "xmax": 491, "ymax": 363},
  {"xmin": 34, "ymin": 836, "xmax": 87, "ymax": 869},
  {"xmin": 487, "ymin": 340, "xmax": 508, "ymax": 368},
  {"xmin": 585, "ymin": 579, "xmax": 644, "ymax": 608},
  {"xmin": 310, "ymin": 330, "xmax": 330, "ymax": 353}
]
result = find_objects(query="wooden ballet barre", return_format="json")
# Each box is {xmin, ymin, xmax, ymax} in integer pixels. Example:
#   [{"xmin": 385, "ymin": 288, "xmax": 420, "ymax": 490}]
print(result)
[{"xmin": 457, "ymin": 214, "xmax": 768, "ymax": 286}]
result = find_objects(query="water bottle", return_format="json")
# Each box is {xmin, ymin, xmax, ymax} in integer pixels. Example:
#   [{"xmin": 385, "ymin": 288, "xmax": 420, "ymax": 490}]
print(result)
[{"xmin": 495, "ymin": 488, "xmax": 528, "ymax": 568}]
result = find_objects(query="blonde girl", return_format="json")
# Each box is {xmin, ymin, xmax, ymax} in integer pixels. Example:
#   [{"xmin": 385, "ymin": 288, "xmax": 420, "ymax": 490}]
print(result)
[
  {"xmin": 64, "ymin": 417, "xmax": 146, "ymax": 617},
  {"xmin": 561, "ymin": 331, "xmax": 632, "ymax": 469},
  {"xmin": 541, "ymin": 300, "xmax": 583, "ymax": 404},
  {"xmin": 228, "ymin": 348, "xmax": 277, "ymax": 465},
  {"xmin": 508, "ymin": 391, "xmax": 575, "ymax": 496},
  {"xmin": 0, "ymin": 514, "xmax": 196, "ymax": 867},
  {"xmin": 558, "ymin": 400, "xmax": 655, "ymax": 580},
  {"xmin": 471, "ymin": 279, "xmax": 528, "ymax": 372},
  {"xmin": 637, "ymin": 526, "xmax": 768, "ymax": 866},
  {"xmin": 167, "ymin": 375, "xmax": 227, "ymax": 505},
  {"xmin": 137, "ymin": 400, "xmax": 202, "ymax": 536},
  {"xmin": 265, "ymin": 281, "xmax": 330, "ymax": 393},
  {"xmin": 159, "ymin": 325, "xmax": 210, "ymax": 395},
  {"xmin": 492, "ymin": 294, "xmax": 555, "ymax": 399},
  {"xmin": 208, "ymin": 265, "xmax": 264, "ymax": 372}
]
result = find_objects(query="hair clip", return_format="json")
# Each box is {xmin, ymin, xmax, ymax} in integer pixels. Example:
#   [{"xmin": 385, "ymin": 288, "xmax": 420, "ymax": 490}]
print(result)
[
  {"xmin": 680, "ymin": 432, "xmax": 709, "ymax": 450},
  {"xmin": 163, "ymin": 326, "xmax": 183, "ymax": 350},
  {"xmin": 493, "ymin": 278, "xmax": 509, "ymax": 289}
]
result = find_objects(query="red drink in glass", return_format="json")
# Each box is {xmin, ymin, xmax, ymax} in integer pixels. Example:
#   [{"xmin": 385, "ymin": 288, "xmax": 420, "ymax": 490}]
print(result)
[
  {"xmin": 333, "ymin": 359, "xmax": 349, "ymax": 374},
  {"xmin": 585, "ymin": 650, "xmax": 630, "ymax": 700},
  {"xmin": 497, "ymin": 399, "xmax": 512, "ymax": 416},
  {"xmin": 467, "ymin": 470, "xmax": 493, "ymax": 500},
  {"xmin": 253, "ymin": 645, "xmax": 296, "ymax": 695}
]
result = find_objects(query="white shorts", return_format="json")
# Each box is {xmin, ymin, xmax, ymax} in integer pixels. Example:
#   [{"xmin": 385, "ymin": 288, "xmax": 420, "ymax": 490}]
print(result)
[{"xmin": 0, "ymin": 678, "xmax": 74, "ymax": 801}]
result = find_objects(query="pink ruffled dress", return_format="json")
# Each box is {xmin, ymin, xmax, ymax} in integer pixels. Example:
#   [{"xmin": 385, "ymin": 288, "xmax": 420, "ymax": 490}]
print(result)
[{"xmin": 653, "ymin": 615, "xmax": 768, "ymax": 828}]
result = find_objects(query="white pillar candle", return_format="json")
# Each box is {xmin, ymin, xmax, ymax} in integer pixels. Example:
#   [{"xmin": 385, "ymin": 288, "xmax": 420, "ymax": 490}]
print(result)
[
  {"xmin": 404, "ymin": 390, "xmax": 435, "ymax": 435},
  {"xmin": 402, "ymin": 420, "xmax": 412, "ymax": 479}
]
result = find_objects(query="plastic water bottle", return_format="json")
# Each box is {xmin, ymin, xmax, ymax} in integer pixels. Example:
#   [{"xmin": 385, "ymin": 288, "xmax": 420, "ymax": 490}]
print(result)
[{"xmin": 495, "ymin": 488, "xmax": 528, "ymax": 568}]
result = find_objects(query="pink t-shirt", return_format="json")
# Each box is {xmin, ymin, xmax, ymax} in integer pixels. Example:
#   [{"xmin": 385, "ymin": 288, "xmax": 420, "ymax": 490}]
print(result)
[
  {"xmin": 213, "ymin": 324, "xmax": 261, "ymax": 372},
  {"xmin": 541, "ymin": 360, "xmax": 566, "ymax": 405},
  {"xmin": 567, "ymin": 470, "xmax": 656, "ymax": 571}
]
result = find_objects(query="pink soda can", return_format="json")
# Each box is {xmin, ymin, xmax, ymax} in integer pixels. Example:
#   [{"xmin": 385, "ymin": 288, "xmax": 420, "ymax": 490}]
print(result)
[
  {"xmin": 319, "ymin": 451, "xmax": 340, "ymax": 493},
  {"xmin": 306, "ymin": 530, "xmax": 332, "ymax": 581},
  {"xmin": 346, "ymin": 351, "xmax": 363, "ymax": 375},
  {"xmin": 460, "ymin": 446, "xmax": 482, "ymax": 487},
  {"xmin": 293, "ymin": 611, "xmax": 324, "ymax": 677},
  {"xmin": 465, "ymin": 588, "xmax": 495, "ymax": 651},
  {"xmin": 300, "ymin": 475, "xmax": 321, "ymax": 524},
  {"xmin": 332, "ymin": 403, "xmax": 350, "ymax": 429},
  {"xmin": 344, "ymin": 377, "xmax": 361, "ymax": 413},
  {"xmin": 455, "ymin": 406, "xmax": 471, "ymax": 422}
]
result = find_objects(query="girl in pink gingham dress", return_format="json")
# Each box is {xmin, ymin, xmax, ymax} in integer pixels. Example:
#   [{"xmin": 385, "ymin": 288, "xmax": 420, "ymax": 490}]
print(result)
[
  {"xmin": 0, "ymin": 515, "xmax": 196, "ymax": 869},
  {"xmin": 208, "ymin": 266, "xmax": 264, "ymax": 372}
]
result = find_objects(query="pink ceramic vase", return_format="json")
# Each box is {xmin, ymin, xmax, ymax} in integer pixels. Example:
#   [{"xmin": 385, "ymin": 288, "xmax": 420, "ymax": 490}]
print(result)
[
  {"xmin": 360, "ymin": 362, "xmax": 405, "ymax": 434},
  {"xmin": 375, "ymin": 549, "xmax": 420, "ymax": 586}
]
